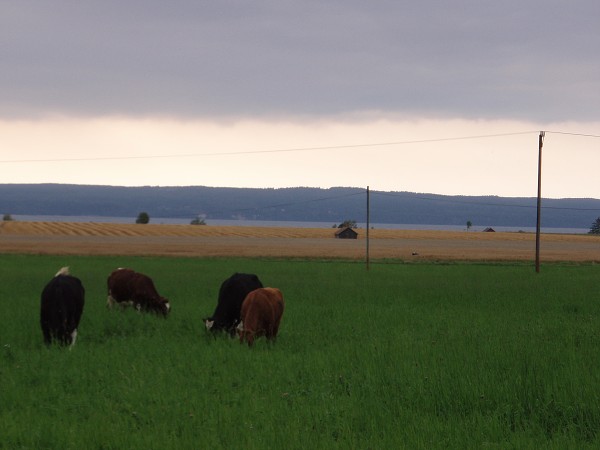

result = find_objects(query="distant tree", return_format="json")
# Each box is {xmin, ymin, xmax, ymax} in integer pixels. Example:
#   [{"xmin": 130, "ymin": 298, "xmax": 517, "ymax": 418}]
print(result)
[
  {"xmin": 588, "ymin": 217, "xmax": 600, "ymax": 235},
  {"xmin": 190, "ymin": 217, "xmax": 206, "ymax": 225},
  {"xmin": 337, "ymin": 219, "xmax": 358, "ymax": 229},
  {"xmin": 136, "ymin": 212, "xmax": 150, "ymax": 224},
  {"xmin": 3, "ymin": 213, "xmax": 13, "ymax": 221},
  {"xmin": 466, "ymin": 220, "xmax": 472, "ymax": 231}
]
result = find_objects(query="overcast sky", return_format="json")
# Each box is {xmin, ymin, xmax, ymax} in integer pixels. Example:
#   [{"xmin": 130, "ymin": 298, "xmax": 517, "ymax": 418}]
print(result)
[{"xmin": 1, "ymin": 1, "xmax": 599, "ymax": 198}]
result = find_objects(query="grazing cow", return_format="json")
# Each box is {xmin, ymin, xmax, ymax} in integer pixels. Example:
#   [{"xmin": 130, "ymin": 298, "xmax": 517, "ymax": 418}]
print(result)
[
  {"xmin": 40, "ymin": 267, "xmax": 85, "ymax": 347},
  {"xmin": 107, "ymin": 268, "xmax": 170, "ymax": 316},
  {"xmin": 237, "ymin": 287, "xmax": 284, "ymax": 346},
  {"xmin": 204, "ymin": 273, "xmax": 263, "ymax": 335}
]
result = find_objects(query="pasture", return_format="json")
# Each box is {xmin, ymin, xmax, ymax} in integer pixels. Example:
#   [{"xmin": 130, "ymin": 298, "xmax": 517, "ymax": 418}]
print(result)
[{"xmin": 2, "ymin": 254, "xmax": 600, "ymax": 448}]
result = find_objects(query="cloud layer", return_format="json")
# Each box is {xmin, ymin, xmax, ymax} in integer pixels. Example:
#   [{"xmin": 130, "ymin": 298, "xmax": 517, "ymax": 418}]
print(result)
[{"xmin": 2, "ymin": 1, "xmax": 599, "ymax": 121}]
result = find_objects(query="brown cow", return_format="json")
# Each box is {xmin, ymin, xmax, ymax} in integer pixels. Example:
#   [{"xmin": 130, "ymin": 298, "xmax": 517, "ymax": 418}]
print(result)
[
  {"xmin": 237, "ymin": 287, "xmax": 284, "ymax": 346},
  {"xmin": 107, "ymin": 268, "xmax": 170, "ymax": 316}
]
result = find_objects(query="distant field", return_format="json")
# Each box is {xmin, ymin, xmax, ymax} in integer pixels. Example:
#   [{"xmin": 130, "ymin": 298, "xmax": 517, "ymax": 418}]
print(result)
[{"xmin": 1, "ymin": 220, "xmax": 599, "ymax": 261}]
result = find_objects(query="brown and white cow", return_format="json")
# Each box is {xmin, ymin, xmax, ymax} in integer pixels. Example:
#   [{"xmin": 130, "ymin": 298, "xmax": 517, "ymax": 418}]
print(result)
[
  {"xmin": 237, "ymin": 287, "xmax": 284, "ymax": 346},
  {"xmin": 40, "ymin": 267, "xmax": 85, "ymax": 347},
  {"xmin": 107, "ymin": 268, "xmax": 170, "ymax": 316}
]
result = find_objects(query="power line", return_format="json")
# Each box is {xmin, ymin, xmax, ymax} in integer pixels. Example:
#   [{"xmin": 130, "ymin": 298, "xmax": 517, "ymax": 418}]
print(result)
[
  {"xmin": 202, "ymin": 191, "xmax": 364, "ymax": 217},
  {"xmin": 156, "ymin": 191, "xmax": 365, "ymax": 219},
  {"xmin": 545, "ymin": 131, "xmax": 600, "ymax": 139},
  {"xmin": 0, "ymin": 130, "xmax": 538, "ymax": 164},
  {"xmin": 373, "ymin": 191, "xmax": 600, "ymax": 212},
  {"xmin": 2, "ymin": 130, "xmax": 598, "ymax": 165},
  {"xmin": 169, "ymin": 189, "xmax": 600, "ymax": 219}
]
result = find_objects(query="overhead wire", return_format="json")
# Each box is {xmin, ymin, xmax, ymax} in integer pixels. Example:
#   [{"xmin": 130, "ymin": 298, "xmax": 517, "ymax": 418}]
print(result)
[
  {"xmin": 2, "ymin": 129, "xmax": 599, "ymax": 216},
  {"xmin": 197, "ymin": 190, "xmax": 365, "ymax": 218},
  {"xmin": 0, "ymin": 130, "xmax": 538, "ymax": 163},
  {"xmin": 545, "ymin": 131, "xmax": 600, "ymax": 139},
  {"xmin": 372, "ymin": 191, "xmax": 600, "ymax": 212},
  {"xmin": 172, "ymin": 188, "xmax": 600, "ymax": 219}
]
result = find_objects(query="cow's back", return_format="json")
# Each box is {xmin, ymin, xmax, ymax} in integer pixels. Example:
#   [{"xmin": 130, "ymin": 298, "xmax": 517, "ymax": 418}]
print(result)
[
  {"xmin": 107, "ymin": 268, "xmax": 137, "ymax": 301},
  {"xmin": 40, "ymin": 274, "xmax": 85, "ymax": 346},
  {"xmin": 239, "ymin": 287, "xmax": 284, "ymax": 345},
  {"xmin": 208, "ymin": 273, "xmax": 263, "ymax": 333}
]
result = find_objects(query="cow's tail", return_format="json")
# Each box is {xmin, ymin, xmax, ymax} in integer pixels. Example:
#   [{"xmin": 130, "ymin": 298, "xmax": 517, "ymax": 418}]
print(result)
[{"xmin": 55, "ymin": 267, "xmax": 70, "ymax": 277}]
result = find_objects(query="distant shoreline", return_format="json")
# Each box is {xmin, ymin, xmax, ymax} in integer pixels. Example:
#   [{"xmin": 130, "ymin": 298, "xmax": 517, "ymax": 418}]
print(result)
[
  {"xmin": 4, "ymin": 184, "xmax": 598, "ymax": 232},
  {"xmin": 11, "ymin": 215, "xmax": 590, "ymax": 235}
]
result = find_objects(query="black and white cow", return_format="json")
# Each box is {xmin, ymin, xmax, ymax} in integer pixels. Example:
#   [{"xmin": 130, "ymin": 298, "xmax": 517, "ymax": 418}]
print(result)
[
  {"xmin": 40, "ymin": 267, "xmax": 85, "ymax": 347},
  {"xmin": 203, "ymin": 273, "xmax": 263, "ymax": 335}
]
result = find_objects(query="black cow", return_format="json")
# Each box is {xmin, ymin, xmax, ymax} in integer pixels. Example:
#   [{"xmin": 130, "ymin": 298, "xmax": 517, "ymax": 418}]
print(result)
[
  {"xmin": 40, "ymin": 267, "xmax": 85, "ymax": 347},
  {"xmin": 204, "ymin": 273, "xmax": 263, "ymax": 335}
]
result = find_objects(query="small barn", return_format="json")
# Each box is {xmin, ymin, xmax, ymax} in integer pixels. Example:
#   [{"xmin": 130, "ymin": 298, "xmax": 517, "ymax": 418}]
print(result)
[
  {"xmin": 335, "ymin": 227, "xmax": 358, "ymax": 239},
  {"xmin": 483, "ymin": 227, "xmax": 496, "ymax": 232}
]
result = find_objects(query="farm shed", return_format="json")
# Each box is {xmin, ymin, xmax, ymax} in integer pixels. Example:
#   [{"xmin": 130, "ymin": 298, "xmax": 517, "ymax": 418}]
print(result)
[
  {"xmin": 335, "ymin": 227, "xmax": 358, "ymax": 239},
  {"xmin": 483, "ymin": 227, "xmax": 496, "ymax": 232}
]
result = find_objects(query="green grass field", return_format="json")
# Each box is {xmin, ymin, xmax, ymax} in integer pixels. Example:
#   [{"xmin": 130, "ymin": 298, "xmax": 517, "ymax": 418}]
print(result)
[{"xmin": 1, "ymin": 254, "xmax": 600, "ymax": 449}]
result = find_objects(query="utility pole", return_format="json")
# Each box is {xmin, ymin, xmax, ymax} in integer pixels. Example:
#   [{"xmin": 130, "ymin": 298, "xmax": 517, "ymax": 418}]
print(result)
[
  {"xmin": 535, "ymin": 131, "xmax": 545, "ymax": 273},
  {"xmin": 366, "ymin": 186, "xmax": 370, "ymax": 271}
]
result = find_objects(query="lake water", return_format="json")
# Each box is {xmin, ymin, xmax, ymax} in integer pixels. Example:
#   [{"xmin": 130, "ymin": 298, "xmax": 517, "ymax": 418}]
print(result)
[{"xmin": 10, "ymin": 215, "xmax": 590, "ymax": 234}]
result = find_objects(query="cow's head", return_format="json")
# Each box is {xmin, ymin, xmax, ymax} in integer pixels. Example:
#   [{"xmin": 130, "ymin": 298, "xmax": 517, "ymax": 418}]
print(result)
[
  {"xmin": 236, "ymin": 320, "xmax": 244, "ymax": 337},
  {"xmin": 203, "ymin": 318, "xmax": 214, "ymax": 331},
  {"xmin": 156, "ymin": 297, "xmax": 171, "ymax": 316}
]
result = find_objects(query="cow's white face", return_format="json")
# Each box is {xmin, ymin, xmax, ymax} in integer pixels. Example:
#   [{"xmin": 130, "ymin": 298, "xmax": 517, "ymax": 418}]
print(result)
[
  {"xmin": 236, "ymin": 321, "xmax": 245, "ymax": 339},
  {"xmin": 204, "ymin": 319, "xmax": 214, "ymax": 331}
]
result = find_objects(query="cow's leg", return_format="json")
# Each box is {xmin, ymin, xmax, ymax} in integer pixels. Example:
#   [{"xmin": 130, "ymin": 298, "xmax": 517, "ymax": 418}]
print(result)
[
  {"xmin": 266, "ymin": 326, "xmax": 276, "ymax": 340},
  {"xmin": 130, "ymin": 292, "xmax": 144, "ymax": 313},
  {"xmin": 268, "ymin": 318, "xmax": 281, "ymax": 340},
  {"xmin": 243, "ymin": 324, "xmax": 255, "ymax": 346},
  {"xmin": 108, "ymin": 295, "xmax": 136, "ymax": 311},
  {"xmin": 69, "ymin": 329, "xmax": 78, "ymax": 349},
  {"xmin": 40, "ymin": 314, "xmax": 52, "ymax": 345},
  {"xmin": 41, "ymin": 326, "xmax": 52, "ymax": 346}
]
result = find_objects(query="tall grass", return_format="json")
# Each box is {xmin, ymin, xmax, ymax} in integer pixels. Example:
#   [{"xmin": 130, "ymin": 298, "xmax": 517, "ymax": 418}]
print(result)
[{"xmin": 1, "ymin": 255, "xmax": 600, "ymax": 448}]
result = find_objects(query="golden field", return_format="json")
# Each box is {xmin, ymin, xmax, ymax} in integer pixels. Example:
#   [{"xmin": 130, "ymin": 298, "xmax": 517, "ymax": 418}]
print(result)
[{"xmin": 1, "ymin": 220, "xmax": 599, "ymax": 262}]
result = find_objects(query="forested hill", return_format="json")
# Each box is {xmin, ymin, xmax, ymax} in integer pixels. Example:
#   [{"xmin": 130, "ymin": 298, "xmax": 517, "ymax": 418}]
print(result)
[{"xmin": 1, "ymin": 183, "xmax": 600, "ymax": 229}]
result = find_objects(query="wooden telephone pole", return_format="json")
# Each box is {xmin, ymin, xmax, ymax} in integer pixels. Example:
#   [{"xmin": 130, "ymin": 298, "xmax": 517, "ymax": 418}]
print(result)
[
  {"xmin": 535, "ymin": 131, "xmax": 545, "ymax": 273},
  {"xmin": 366, "ymin": 186, "xmax": 370, "ymax": 271}
]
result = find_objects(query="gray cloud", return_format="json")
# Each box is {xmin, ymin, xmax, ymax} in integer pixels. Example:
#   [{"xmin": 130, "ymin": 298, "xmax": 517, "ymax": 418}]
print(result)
[{"xmin": 1, "ymin": 1, "xmax": 599, "ymax": 121}]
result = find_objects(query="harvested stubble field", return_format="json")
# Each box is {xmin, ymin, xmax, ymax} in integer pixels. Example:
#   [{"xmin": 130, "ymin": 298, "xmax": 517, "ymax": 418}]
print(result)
[{"xmin": 1, "ymin": 220, "xmax": 599, "ymax": 261}]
